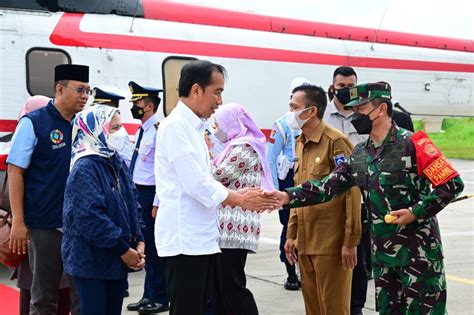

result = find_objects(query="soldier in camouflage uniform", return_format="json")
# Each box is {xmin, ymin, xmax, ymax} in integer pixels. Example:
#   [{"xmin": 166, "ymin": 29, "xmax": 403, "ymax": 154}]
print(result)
[{"xmin": 266, "ymin": 82, "xmax": 464, "ymax": 315}]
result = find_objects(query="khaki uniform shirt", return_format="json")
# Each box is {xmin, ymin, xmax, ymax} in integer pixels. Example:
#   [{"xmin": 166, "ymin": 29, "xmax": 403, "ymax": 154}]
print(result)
[{"xmin": 287, "ymin": 121, "xmax": 361, "ymax": 255}]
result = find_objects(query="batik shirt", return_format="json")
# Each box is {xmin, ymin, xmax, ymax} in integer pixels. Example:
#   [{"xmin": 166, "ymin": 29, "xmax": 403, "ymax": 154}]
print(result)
[
  {"xmin": 212, "ymin": 143, "xmax": 262, "ymax": 252},
  {"xmin": 286, "ymin": 124, "xmax": 464, "ymax": 268}
]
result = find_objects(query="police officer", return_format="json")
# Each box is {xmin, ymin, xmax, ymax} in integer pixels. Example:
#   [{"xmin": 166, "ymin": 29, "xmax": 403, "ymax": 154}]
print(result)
[
  {"xmin": 267, "ymin": 77, "xmax": 311, "ymax": 290},
  {"xmin": 125, "ymin": 81, "xmax": 169, "ymax": 314},
  {"xmin": 267, "ymin": 82, "xmax": 464, "ymax": 314},
  {"xmin": 91, "ymin": 87, "xmax": 125, "ymax": 107}
]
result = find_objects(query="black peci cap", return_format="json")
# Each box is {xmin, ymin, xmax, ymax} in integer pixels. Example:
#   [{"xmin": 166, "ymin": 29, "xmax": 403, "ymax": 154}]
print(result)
[{"xmin": 55, "ymin": 64, "xmax": 89, "ymax": 83}]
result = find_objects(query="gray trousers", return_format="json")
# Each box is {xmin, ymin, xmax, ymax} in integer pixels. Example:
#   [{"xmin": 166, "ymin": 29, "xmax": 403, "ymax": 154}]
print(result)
[{"xmin": 28, "ymin": 229, "xmax": 80, "ymax": 315}]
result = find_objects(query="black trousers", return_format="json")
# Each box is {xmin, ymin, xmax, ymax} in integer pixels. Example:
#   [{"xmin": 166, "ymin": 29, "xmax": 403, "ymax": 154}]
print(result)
[
  {"xmin": 163, "ymin": 254, "xmax": 217, "ymax": 315},
  {"xmin": 214, "ymin": 249, "xmax": 259, "ymax": 315},
  {"xmin": 277, "ymin": 168, "xmax": 294, "ymax": 263},
  {"xmin": 351, "ymin": 223, "xmax": 370, "ymax": 314},
  {"xmin": 136, "ymin": 185, "xmax": 168, "ymax": 304}
]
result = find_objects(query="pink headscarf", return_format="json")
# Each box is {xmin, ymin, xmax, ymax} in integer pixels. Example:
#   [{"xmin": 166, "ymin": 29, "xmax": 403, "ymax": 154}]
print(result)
[
  {"xmin": 18, "ymin": 95, "xmax": 51, "ymax": 120},
  {"xmin": 213, "ymin": 103, "xmax": 273, "ymax": 191}
]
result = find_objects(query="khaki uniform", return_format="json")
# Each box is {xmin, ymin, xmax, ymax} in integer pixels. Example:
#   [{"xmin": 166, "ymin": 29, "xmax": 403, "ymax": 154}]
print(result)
[{"xmin": 287, "ymin": 121, "xmax": 361, "ymax": 315}]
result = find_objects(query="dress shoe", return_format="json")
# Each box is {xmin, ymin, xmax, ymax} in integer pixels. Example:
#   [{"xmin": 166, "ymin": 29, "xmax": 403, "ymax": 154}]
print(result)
[
  {"xmin": 123, "ymin": 290, "xmax": 129, "ymax": 298},
  {"xmin": 127, "ymin": 298, "xmax": 151, "ymax": 311},
  {"xmin": 284, "ymin": 278, "xmax": 300, "ymax": 291},
  {"xmin": 138, "ymin": 302, "xmax": 170, "ymax": 314}
]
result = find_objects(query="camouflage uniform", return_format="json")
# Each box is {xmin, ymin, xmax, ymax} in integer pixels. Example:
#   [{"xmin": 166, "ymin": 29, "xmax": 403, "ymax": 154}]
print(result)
[{"xmin": 285, "ymin": 83, "xmax": 464, "ymax": 315}]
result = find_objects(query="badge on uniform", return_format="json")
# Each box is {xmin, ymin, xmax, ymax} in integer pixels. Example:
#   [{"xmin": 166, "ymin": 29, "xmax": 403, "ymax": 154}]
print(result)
[{"xmin": 333, "ymin": 153, "xmax": 346, "ymax": 166}]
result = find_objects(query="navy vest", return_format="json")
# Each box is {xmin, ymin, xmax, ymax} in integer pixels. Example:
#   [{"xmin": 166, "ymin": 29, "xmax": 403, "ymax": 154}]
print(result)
[{"xmin": 24, "ymin": 101, "xmax": 73, "ymax": 229}]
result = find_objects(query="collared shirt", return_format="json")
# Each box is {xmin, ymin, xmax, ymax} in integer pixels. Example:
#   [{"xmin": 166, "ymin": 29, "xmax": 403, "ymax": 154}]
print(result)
[
  {"xmin": 120, "ymin": 114, "xmax": 160, "ymax": 206},
  {"xmin": 287, "ymin": 121, "xmax": 361, "ymax": 254},
  {"xmin": 323, "ymin": 101, "xmax": 367, "ymax": 146},
  {"xmin": 154, "ymin": 101, "xmax": 229, "ymax": 257},
  {"xmin": 7, "ymin": 118, "xmax": 38, "ymax": 169},
  {"xmin": 267, "ymin": 116, "xmax": 300, "ymax": 189},
  {"xmin": 132, "ymin": 114, "xmax": 159, "ymax": 185}
]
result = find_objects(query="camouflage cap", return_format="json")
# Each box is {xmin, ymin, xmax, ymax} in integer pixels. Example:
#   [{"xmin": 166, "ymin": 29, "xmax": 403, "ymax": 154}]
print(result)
[{"xmin": 344, "ymin": 82, "xmax": 392, "ymax": 108}]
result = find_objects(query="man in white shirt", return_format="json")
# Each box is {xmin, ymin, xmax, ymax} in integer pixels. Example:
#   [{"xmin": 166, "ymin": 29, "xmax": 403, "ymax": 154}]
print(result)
[{"xmin": 154, "ymin": 60, "xmax": 277, "ymax": 315}]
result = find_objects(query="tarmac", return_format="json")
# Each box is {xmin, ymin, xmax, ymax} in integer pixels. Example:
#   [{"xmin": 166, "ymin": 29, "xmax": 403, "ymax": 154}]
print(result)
[{"xmin": 1, "ymin": 159, "xmax": 473, "ymax": 315}]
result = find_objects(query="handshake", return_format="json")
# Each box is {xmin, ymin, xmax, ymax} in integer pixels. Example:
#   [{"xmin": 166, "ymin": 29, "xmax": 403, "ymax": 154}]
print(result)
[{"xmin": 235, "ymin": 187, "xmax": 291, "ymax": 212}]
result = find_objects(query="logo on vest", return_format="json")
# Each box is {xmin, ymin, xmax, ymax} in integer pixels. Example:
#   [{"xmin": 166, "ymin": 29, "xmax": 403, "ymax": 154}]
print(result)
[{"xmin": 50, "ymin": 129, "xmax": 65, "ymax": 149}]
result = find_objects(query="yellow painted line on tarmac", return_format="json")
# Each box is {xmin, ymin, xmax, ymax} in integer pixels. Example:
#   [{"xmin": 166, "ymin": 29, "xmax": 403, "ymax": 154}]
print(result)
[{"xmin": 446, "ymin": 274, "xmax": 474, "ymax": 285}]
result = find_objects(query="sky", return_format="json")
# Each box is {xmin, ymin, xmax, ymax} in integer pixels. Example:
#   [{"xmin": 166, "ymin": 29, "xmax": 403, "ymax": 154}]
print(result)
[{"xmin": 180, "ymin": 0, "xmax": 473, "ymax": 39}]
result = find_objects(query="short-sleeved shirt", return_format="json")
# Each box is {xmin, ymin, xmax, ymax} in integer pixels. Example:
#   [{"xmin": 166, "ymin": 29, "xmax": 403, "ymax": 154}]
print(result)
[
  {"xmin": 323, "ymin": 101, "xmax": 367, "ymax": 146},
  {"xmin": 6, "ymin": 118, "xmax": 38, "ymax": 169}
]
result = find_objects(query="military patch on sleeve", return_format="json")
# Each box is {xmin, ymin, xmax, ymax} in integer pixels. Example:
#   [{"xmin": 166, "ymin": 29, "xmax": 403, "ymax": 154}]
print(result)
[
  {"xmin": 333, "ymin": 153, "xmax": 346, "ymax": 166},
  {"xmin": 411, "ymin": 131, "xmax": 459, "ymax": 187},
  {"xmin": 423, "ymin": 156, "xmax": 457, "ymax": 187}
]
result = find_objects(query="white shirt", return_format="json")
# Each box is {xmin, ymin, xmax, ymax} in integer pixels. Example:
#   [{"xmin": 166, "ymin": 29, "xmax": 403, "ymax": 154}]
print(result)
[
  {"xmin": 323, "ymin": 100, "xmax": 368, "ymax": 146},
  {"xmin": 154, "ymin": 101, "xmax": 229, "ymax": 256}
]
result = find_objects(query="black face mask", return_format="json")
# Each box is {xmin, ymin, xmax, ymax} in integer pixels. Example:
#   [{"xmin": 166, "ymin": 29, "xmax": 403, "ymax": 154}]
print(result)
[
  {"xmin": 131, "ymin": 104, "xmax": 145, "ymax": 119},
  {"xmin": 334, "ymin": 87, "xmax": 352, "ymax": 105},
  {"xmin": 350, "ymin": 106, "xmax": 379, "ymax": 135}
]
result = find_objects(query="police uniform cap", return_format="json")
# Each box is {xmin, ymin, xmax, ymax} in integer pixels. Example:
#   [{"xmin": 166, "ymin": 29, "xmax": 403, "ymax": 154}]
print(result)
[
  {"xmin": 55, "ymin": 64, "xmax": 89, "ymax": 82},
  {"xmin": 128, "ymin": 81, "xmax": 163, "ymax": 102},
  {"xmin": 344, "ymin": 82, "xmax": 392, "ymax": 109},
  {"xmin": 92, "ymin": 87, "xmax": 125, "ymax": 107}
]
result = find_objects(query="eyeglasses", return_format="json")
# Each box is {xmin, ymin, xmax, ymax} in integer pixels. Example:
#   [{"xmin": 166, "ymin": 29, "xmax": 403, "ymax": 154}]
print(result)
[{"xmin": 61, "ymin": 84, "xmax": 92, "ymax": 95}]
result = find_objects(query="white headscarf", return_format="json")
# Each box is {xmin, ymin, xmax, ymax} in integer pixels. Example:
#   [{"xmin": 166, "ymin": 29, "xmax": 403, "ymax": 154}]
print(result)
[{"xmin": 70, "ymin": 105, "xmax": 119, "ymax": 168}]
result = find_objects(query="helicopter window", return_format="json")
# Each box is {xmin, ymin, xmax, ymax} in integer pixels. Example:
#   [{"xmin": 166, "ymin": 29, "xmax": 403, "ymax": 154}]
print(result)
[
  {"xmin": 162, "ymin": 56, "xmax": 197, "ymax": 117},
  {"xmin": 26, "ymin": 48, "xmax": 71, "ymax": 97}
]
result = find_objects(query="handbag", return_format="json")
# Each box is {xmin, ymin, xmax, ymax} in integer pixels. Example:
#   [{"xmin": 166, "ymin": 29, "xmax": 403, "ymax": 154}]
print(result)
[{"xmin": 0, "ymin": 170, "xmax": 26, "ymax": 267}]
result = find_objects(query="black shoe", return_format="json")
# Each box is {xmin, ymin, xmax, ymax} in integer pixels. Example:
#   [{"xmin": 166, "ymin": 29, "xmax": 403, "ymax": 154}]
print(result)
[
  {"xmin": 138, "ymin": 302, "xmax": 170, "ymax": 314},
  {"xmin": 127, "ymin": 298, "xmax": 151, "ymax": 311},
  {"xmin": 123, "ymin": 290, "xmax": 129, "ymax": 298},
  {"xmin": 351, "ymin": 309, "xmax": 363, "ymax": 315},
  {"xmin": 284, "ymin": 278, "xmax": 299, "ymax": 291}
]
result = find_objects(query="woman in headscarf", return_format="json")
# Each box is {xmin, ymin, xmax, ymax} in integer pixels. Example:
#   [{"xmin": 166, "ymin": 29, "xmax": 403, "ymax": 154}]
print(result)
[
  {"xmin": 8, "ymin": 95, "xmax": 72, "ymax": 315},
  {"xmin": 211, "ymin": 103, "xmax": 273, "ymax": 315},
  {"xmin": 62, "ymin": 105, "xmax": 144, "ymax": 314}
]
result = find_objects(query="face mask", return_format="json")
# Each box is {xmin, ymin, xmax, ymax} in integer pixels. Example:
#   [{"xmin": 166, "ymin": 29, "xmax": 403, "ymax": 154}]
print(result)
[
  {"xmin": 284, "ymin": 107, "xmax": 312, "ymax": 131},
  {"xmin": 350, "ymin": 106, "xmax": 380, "ymax": 135},
  {"xmin": 334, "ymin": 87, "xmax": 352, "ymax": 105},
  {"xmin": 131, "ymin": 104, "xmax": 145, "ymax": 119},
  {"xmin": 107, "ymin": 127, "xmax": 128, "ymax": 151},
  {"xmin": 213, "ymin": 127, "xmax": 227, "ymax": 143}
]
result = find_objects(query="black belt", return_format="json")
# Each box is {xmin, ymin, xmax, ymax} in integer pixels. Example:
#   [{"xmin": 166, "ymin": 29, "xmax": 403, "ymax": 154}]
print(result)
[{"xmin": 135, "ymin": 184, "xmax": 156, "ymax": 190}]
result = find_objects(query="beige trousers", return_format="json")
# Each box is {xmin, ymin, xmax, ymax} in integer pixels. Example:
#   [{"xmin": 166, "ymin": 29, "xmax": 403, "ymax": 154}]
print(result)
[{"xmin": 298, "ymin": 254, "xmax": 352, "ymax": 315}]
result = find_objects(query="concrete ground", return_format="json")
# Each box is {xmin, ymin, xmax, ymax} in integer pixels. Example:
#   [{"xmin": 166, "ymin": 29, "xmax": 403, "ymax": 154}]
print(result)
[{"xmin": 1, "ymin": 159, "xmax": 473, "ymax": 314}]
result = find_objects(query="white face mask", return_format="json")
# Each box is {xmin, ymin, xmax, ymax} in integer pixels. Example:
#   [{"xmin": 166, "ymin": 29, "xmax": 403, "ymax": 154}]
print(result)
[
  {"xmin": 284, "ymin": 108, "xmax": 311, "ymax": 131},
  {"xmin": 213, "ymin": 127, "xmax": 227, "ymax": 143},
  {"xmin": 107, "ymin": 127, "xmax": 128, "ymax": 152}
]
